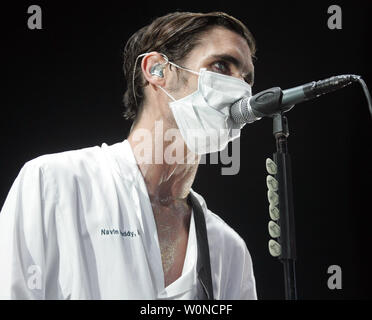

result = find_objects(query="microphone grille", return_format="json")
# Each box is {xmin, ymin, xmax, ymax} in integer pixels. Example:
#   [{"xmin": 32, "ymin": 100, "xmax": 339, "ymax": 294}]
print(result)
[
  {"xmin": 230, "ymin": 97, "xmax": 259, "ymax": 124},
  {"xmin": 230, "ymin": 98, "xmax": 248, "ymax": 124}
]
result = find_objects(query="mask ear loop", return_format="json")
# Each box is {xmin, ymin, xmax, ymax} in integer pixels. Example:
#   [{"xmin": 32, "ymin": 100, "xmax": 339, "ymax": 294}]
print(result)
[
  {"xmin": 132, "ymin": 53, "xmax": 169, "ymax": 107},
  {"xmin": 132, "ymin": 52, "xmax": 200, "ymax": 106},
  {"xmin": 157, "ymin": 85, "xmax": 177, "ymax": 102},
  {"xmin": 155, "ymin": 60, "xmax": 200, "ymax": 102},
  {"xmin": 167, "ymin": 61, "xmax": 200, "ymax": 76}
]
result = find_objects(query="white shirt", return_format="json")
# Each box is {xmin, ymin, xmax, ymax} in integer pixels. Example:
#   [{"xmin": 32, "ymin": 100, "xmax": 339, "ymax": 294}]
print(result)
[{"xmin": 0, "ymin": 140, "xmax": 257, "ymax": 300}]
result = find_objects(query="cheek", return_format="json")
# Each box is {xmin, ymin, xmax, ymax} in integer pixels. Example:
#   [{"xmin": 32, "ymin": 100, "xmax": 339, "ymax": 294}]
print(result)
[
  {"xmin": 179, "ymin": 72, "xmax": 198, "ymax": 97},
  {"xmin": 168, "ymin": 71, "xmax": 198, "ymax": 99}
]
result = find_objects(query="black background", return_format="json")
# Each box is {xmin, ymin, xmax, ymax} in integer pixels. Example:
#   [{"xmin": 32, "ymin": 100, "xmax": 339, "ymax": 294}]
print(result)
[{"xmin": 1, "ymin": 0, "xmax": 371, "ymax": 300}]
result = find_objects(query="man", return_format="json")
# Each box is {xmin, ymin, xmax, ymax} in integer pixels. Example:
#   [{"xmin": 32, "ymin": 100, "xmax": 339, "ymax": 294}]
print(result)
[{"xmin": 0, "ymin": 11, "xmax": 257, "ymax": 299}]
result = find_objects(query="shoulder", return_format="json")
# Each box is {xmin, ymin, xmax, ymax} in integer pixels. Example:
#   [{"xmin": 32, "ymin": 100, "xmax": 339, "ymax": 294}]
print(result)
[
  {"xmin": 190, "ymin": 189, "xmax": 257, "ymax": 299},
  {"xmin": 26, "ymin": 144, "xmax": 103, "ymax": 171},
  {"xmin": 22, "ymin": 144, "xmax": 110, "ymax": 183},
  {"xmin": 191, "ymin": 190, "xmax": 247, "ymax": 252}
]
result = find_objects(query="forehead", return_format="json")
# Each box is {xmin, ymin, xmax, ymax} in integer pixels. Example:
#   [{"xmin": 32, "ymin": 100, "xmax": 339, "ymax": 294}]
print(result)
[{"xmin": 186, "ymin": 26, "xmax": 254, "ymax": 73}]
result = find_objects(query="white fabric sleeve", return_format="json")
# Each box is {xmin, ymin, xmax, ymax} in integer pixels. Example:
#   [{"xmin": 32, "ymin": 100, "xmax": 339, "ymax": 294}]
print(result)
[
  {"xmin": 238, "ymin": 242, "xmax": 257, "ymax": 300},
  {"xmin": 220, "ymin": 237, "xmax": 257, "ymax": 300},
  {"xmin": 0, "ymin": 160, "xmax": 51, "ymax": 299}
]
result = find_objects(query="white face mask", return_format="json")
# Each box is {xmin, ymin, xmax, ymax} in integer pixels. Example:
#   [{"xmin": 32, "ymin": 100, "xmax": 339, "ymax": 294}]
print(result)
[{"xmin": 136, "ymin": 53, "xmax": 252, "ymax": 155}]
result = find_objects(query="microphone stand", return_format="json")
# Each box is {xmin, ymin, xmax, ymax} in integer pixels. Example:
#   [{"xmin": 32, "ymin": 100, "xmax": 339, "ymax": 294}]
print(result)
[
  {"xmin": 235, "ymin": 76, "xmax": 372, "ymax": 300},
  {"xmin": 272, "ymin": 113, "xmax": 297, "ymax": 300}
]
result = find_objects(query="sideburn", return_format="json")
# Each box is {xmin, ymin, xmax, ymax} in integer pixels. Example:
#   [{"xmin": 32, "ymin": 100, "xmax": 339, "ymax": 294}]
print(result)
[{"xmin": 167, "ymin": 64, "xmax": 190, "ymax": 91}]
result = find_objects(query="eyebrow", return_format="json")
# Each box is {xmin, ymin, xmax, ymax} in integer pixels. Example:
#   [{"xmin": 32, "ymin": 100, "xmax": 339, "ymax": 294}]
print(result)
[{"xmin": 207, "ymin": 53, "xmax": 255, "ymax": 85}]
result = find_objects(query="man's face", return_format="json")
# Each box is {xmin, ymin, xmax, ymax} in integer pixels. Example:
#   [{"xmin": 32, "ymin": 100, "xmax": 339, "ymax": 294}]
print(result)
[{"xmin": 166, "ymin": 26, "xmax": 255, "ymax": 100}]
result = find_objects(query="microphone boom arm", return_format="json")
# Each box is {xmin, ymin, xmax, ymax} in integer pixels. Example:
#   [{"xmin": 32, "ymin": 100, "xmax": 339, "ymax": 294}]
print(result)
[{"xmin": 230, "ymin": 74, "xmax": 372, "ymax": 123}]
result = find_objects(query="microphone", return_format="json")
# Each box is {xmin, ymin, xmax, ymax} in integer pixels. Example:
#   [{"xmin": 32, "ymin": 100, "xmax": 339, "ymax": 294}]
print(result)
[{"xmin": 230, "ymin": 74, "xmax": 371, "ymax": 124}]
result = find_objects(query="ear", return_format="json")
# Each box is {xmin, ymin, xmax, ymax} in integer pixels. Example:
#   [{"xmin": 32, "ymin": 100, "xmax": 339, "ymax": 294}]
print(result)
[{"xmin": 141, "ymin": 52, "xmax": 167, "ymax": 87}]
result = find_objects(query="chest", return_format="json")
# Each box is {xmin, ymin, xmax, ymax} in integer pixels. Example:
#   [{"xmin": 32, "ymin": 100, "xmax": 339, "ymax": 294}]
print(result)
[{"xmin": 151, "ymin": 205, "xmax": 191, "ymax": 287}]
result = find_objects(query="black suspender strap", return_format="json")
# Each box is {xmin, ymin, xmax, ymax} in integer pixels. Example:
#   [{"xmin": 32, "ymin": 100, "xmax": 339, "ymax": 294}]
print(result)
[{"xmin": 188, "ymin": 192, "xmax": 214, "ymax": 300}]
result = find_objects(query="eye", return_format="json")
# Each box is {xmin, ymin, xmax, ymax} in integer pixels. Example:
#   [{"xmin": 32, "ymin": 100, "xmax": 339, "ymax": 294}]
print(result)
[{"xmin": 211, "ymin": 60, "xmax": 231, "ymax": 75}]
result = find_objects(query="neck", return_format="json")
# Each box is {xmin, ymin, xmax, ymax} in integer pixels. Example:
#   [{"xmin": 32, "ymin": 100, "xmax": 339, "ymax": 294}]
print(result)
[{"xmin": 127, "ymin": 114, "xmax": 200, "ymax": 207}]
